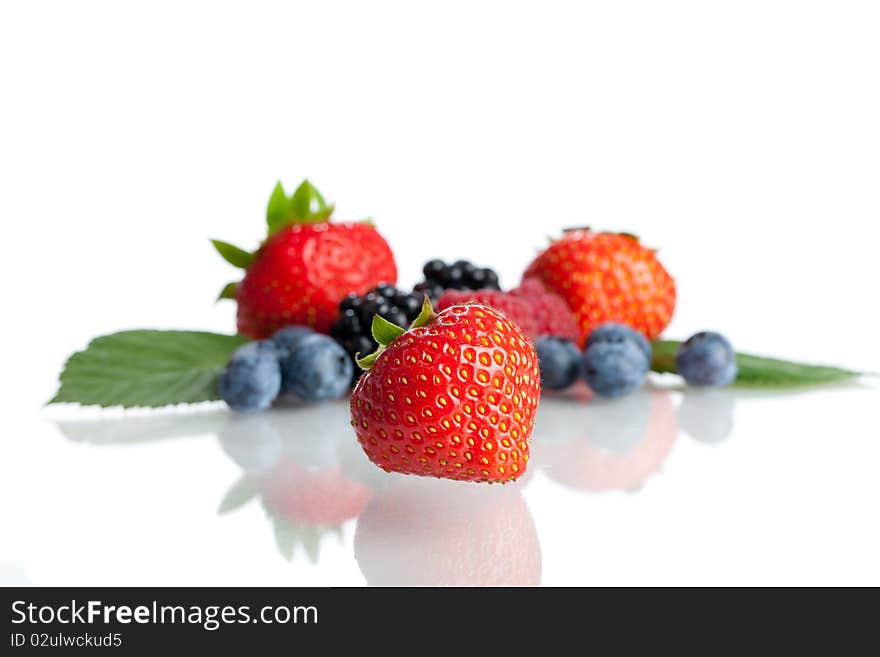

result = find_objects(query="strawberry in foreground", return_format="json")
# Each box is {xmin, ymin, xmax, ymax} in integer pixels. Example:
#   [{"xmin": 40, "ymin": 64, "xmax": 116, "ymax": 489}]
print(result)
[
  {"xmin": 523, "ymin": 229, "xmax": 676, "ymax": 343},
  {"xmin": 350, "ymin": 298, "xmax": 541, "ymax": 483},
  {"xmin": 214, "ymin": 179, "xmax": 397, "ymax": 338}
]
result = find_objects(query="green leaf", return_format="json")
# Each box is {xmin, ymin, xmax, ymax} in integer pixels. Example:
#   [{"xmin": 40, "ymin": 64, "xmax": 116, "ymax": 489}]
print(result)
[
  {"xmin": 50, "ymin": 330, "xmax": 249, "ymax": 408},
  {"xmin": 266, "ymin": 181, "xmax": 289, "ymax": 235},
  {"xmin": 371, "ymin": 314, "xmax": 406, "ymax": 346},
  {"xmin": 211, "ymin": 239, "xmax": 254, "ymax": 268},
  {"xmin": 289, "ymin": 179, "xmax": 333, "ymax": 223},
  {"xmin": 651, "ymin": 340, "xmax": 863, "ymax": 388},
  {"xmin": 219, "ymin": 476, "xmax": 259, "ymax": 514},
  {"xmin": 216, "ymin": 282, "xmax": 238, "ymax": 301}
]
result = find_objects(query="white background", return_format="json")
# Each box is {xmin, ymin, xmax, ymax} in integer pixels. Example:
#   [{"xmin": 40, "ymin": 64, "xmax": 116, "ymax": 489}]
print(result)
[{"xmin": 1, "ymin": 1, "xmax": 878, "ymax": 586}]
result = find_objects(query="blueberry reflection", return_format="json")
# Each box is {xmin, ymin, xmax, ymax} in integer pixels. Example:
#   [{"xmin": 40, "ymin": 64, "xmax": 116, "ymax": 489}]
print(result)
[
  {"xmin": 217, "ymin": 401, "xmax": 382, "ymax": 562},
  {"xmin": 531, "ymin": 386, "xmax": 678, "ymax": 492},
  {"xmin": 354, "ymin": 477, "xmax": 541, "ymax": 586},
  {"xmin": 678, "ymin": 388, "xmax": 736, "ymax": 445}
]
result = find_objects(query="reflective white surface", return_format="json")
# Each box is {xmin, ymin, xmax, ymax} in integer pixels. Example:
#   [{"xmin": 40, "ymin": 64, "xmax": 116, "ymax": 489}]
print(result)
[
  {"xmin": 2, "ymin": 1, "xmax": 880, "ymax": 587},
  {"xmin": 3, "ymin": 380, "xmax": 878, "ymax": 586}
]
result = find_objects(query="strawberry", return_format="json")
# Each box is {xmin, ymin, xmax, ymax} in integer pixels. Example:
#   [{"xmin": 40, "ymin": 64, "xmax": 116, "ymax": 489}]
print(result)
[
  {"xmin": 435, "ymin": 289, "xmax": 540, "ymax": 340},
  {"xmin": 350, "ymin": 298, "xmax": 541, "ymax": 483},
  {"xmin": 354, "ymin": 478, "xmax": 541, "ymax": 585},
  {"xmin": 509, "ymin": 278, "xmax": 580, "ymax": 342},
  {"xmin": 213, "ymin": 180, "xmax": 397, "ymax": 338},
  {"xmin": 523, "ymin": 229, "xmax": 676, "ymax": 343}
]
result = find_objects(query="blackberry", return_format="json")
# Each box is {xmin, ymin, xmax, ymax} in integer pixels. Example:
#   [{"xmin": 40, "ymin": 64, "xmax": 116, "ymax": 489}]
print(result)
[
  {"xmin": 412, "ymin": 258, "xmax": 501, "ymax": 300},
  {"xmin": 330, "ymin": 283, "xmax": 425, "ymax": 382}
]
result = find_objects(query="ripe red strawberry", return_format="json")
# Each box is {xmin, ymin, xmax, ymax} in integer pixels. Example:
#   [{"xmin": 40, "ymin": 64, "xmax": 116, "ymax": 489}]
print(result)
[
  {"xmin": 509, "ymin": 278, "xmax": 580, "ymax": 342},
  {"xmin": 354, "ymin": 478, "xmax": 541, "ymax": 585},
  {"xmin": 350, "ymin": 299, "xmax": 541, "ymax": 483},
  {"xmin": 213, "ymin": 180, "xmax": 397, "ymax": 338},
  {"xmin": 523, "ymin": 229, "xmax": 676, "ymax": 343},
  {"xmin": 435, "ymin": 289, "xmax": 540, "ymax": 340}
]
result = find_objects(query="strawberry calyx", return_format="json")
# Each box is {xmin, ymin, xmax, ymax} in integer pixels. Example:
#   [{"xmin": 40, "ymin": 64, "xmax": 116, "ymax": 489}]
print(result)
[
  {"xmin": 212, "ymin": 179, "xmax": 336, "ymax": 297},
  {"xmin": 266, "ymin": 179, "xmax": 335, "ymax": 235},
  {"xmin": 356, "ymin": 296, "xmax": 435, "ymax": 370}
]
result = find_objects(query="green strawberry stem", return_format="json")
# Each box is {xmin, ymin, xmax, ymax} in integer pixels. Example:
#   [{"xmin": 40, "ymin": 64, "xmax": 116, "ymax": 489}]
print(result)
[
  {"xmin": 266, "ymin": 179, "xmax": 335, "ymax": 235},
  {"xmin": 357, "ymin": 296, "xmax": 435, "ymax": 370}
]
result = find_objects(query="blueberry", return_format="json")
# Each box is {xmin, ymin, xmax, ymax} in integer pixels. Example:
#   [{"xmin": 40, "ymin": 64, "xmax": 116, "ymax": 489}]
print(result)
[
  {"xmin": 281, "ymin": 334, "xmax": 353, "ymax": 402},
  {"xmin": 585, "ymin": 322, "xmax": 651, "ymax": 360},
  {"xmin": 271, "ymin": 325, "xmax": 315, "ymax": 356},
  {"xmin": 535, "ymin": 337, "xmax": 582, "ymax": 390},
  {"xmin": 219, "ymin": 341, "xmax": 282, "ymax": 413},
  {"xmin": 422, "ymin": 259, "xmax": 446, "ymax": 280},
  {"xmin": 675, "ymin": 331, "xmax": 738, "ymax": 387},
  {"xmin": 582, "ymin": 340, "xmax": 649, "ymax": 398}
]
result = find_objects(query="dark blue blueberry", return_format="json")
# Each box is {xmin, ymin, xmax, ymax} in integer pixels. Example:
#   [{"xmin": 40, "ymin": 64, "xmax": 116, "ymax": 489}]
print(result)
[
  {"xmin": 675, "ymin": 331, "xmax": 738, "ymax": 387},
  {"xmin": 582, "ymin": 340, "xmax": 649, "ymax": 398},
  {"xmin": 281, "ymin": 334, "xmax": 353, "ymax": 402},
  {"xmin": 218, "ymin": 341, "xmax": 282, "ymax": 413},
  {"xmin": 585, "ymin": 322, "xmax": 651, "ymax": 360},
  {"xmin": 535, "ymin": 337, "xmax": 582, "ymax": 390},
  {"xmin": 271, "ymin": 325, "xmax": 314, "ymax": 357}
]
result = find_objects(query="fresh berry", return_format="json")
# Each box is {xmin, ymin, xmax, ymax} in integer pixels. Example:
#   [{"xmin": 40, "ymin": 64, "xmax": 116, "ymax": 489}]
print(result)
[
  {"xmin": 214, "ymin": 180, "xmax": 397, "ymax": 339},
  {"xmin": 675, "ymin": 331, "xmax": 738, "ymax": 387},
  {"xmin": 330, "ymin": 284, "xmax": 426, "ymax": 382},
  {"xmin": 436, "ymin": 289, "xmax": 540, "ymax": 340},
  {"xmin": 412, "ymin": 258, "xmax": 501, "ymax": 300},
  {"xmin": 585, "ymin": 322, "xmax": 652, "ymax": 360},
  {"xmin": 523, "ymin": 229, "xmax": 676, "ymax": 342},
  {"xmin": 509, "ymin": 278, "xmax": 580, "ymax": 343},
  {"xmin": 218, "ymin": 341, "xmax": 282, "ymax": 413},
  {"xmin": 582, "ymin": 339, "xmax": 649, "ymax": 398},
  {"xmin": 534, "ymin": 336, "xmax": 582, "ymax": 390},
  {"xmin": 354, "ymin": 478, "xmax": 541, "ymax": 585},
  {"xmin": 271, "ymin": 325, "xmax": 315, "ymax": 356},
  {"xmin": 350, "ymin": 299, "xmax": 541, "ymax": 483},
  {"xmin": 281, "ymin": 333, "xmax": 353, "ymax": 401}
]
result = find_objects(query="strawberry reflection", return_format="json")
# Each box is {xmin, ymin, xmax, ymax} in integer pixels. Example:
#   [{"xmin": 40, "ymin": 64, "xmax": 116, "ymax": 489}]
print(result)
[
  {"xmin": 217, "ymin": 401, "xmax": 381, "ymax": 562},
  {"xmin": 354, "ymin": 478, "xmax": 541, "ymax": 586},
  {"xmin": 532, "ymin": 385, "xmax": 678, "ymax": 492}
]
